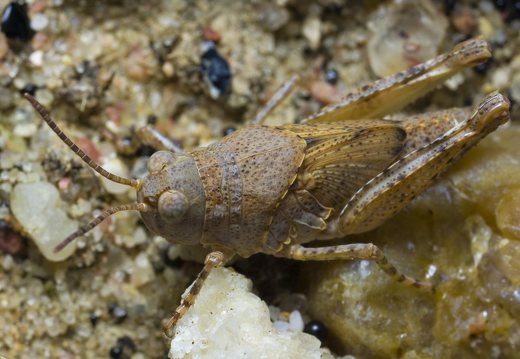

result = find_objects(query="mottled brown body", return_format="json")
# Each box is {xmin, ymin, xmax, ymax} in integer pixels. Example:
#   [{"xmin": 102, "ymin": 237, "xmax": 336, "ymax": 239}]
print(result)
[
  {"xmin": 191, "ymin": 127, "xmax": 306, "ymax": 257},
  {"xmin": 138, "ymin": 97, "xmax": 505, "ymax": 260},
  {"xmin": 23, "ymin": 38, "xmax": 511, "ymax": 337}
]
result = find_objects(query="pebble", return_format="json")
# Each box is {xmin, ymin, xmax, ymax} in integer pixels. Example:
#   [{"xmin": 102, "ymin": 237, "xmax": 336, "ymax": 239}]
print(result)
[
  {"xmin": 222, "ymin": 126, "xmax": 235, "ymax": 136},
  {"xmin": 1, "ymin": 1, "xmax": 34, "ymax": 41},
  {"xmin": 117, "ymin": 335, "xmax": 137, "ymax": 352},
  {"xmin": 69, "ymin": 198, "xmax": 92, "ymax": 217},
  {"xmin": 30, "ymin": 13, "xmax": 48, "ymax": 31},
  {"xmin": 162, "ymin": 61, "xmax": 174, "ymax": 77},
  {"xmin": 324, "ymin": 68, "xmax": 338, "ymax": 85},
  {"xmin": 367, "ymin": 0, "xmax": 448, "ymax": 77},
  {"xmin": 29, "ymin": 50, "xmax": 44, "ymax": 66},
  {"xmin": 131, "ymin": 252, "xmax": 155, "ymax": 287},
  {"xmin": 13, "ymin": 122, "xmax": 37, "ymax": 137},
  {"xmin": 10, "ymin": 182, "xmax": 78, "ymax": 261},
  {"xmin": 0, "ymin": 86, "xmax": 14, "ymax": 109},
  {"xmin": 89, "ymin": 312, "xmax": 99, "ymax": 327},
  {"xmin": 200, "ymin": 42, "xmax": 232, "ymax": 99},
  {"xmin": 126, "ymin": 47, "xmax": 150, "ymax": 82},
  {"xmin": 100, "ymin": 157, "xmax": 131, "ymax": 195},
  {"xmin": 474, "ymin": 60, "xmax": 491, "ymax": 75},
  {"xmin": 310, "ymin": 81, "xmax": 339, "ymax": 105},
  {"xmin": 31, "ymin": 0, "xmax": 46, "ymax": 13},
  {"xmin": 258, "ymin": 4, "xmax": 290, "ymax": 31},
  {"xmin": 170, "ymin": 267, "xmax": 325, "ymax": 358},
  {"xmin": 268, "ymin": 305, "xmax": 281, "ymax": 322},
  {"xmin": 273, "ymin": 320, "xmax": 290, "ymax": 332},
  {"xmin": 112, "ymin": 307, "xmax": 128, "ymax": 323},
  {"xmin": 303, "ymin": 320, "xmax": 327, "ymax": 342},
  {"xmin": 2, "ymin": 254, "xmax": 14, "ymax": 270},
  {"xmin": 478, "ymin": 17, "xmax": 494, "ymax": 39},
  {"xmin": 451, "ymin": 4, "xmax": 477, "ymax": 34},
  {"xmin": 31, "ymin": 31, "xmax": 48, "ymax": 50},
  {"xmin": 36, "ymin": 88, "xmax": 54, "ymax": 106},
  {"xmin": 444, "ymin": 0, "xmax": 456, "ymax": 14},
  {"xmin": 75, "ymin": 137, "xmax": 101, "ymax": 163},
  {"xmin": 108, "ymin": 304, "xmax": 128, "ymax": 323},
  {"xmin": 0, "ymin": 32, "xmax": 8, "ymax": 59},
  {"xmin": 109, "ymin": 345, "xmax": 122, "ymax": 359},
  {"xmin": 495, "ymin": 189, "xmax": 520, "ymax": 240},
  {"xmin": 201, "ymin": 27, "xmax": 221, "ymax": 43},
  {"xmin": 302, "ymin": 16, "xmax": 321, "ymax": 50},
  {"xmin": 492, "ymin": 67, "xmax": 510, "ymax": 89},
  {"xmin": 21, "ymin": 83, "xmax": 37, "ymax": 96},
  {"xmin": 289, "ymin": 310, "xmax": 305, "ymax": 332}
]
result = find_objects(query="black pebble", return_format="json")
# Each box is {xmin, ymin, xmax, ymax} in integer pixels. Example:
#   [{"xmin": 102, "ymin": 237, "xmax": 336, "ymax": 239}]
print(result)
[
  {"xmin": 89, "ymin": 312, "xmax": 99, "ymax": 327},
  {"xmin": 444, "ymin": 0, "xmax": 456, "ymax": 14},
  {"xmin": 494, "ymin": 0, "xmax": 508, "ymax": 10},
  {"xmin": 117, "ymin": 335, "xmax": 137, "ymax": 351},
  {"xmin": 109, "ymin": 345, "xmax": 123, "ymax": 359},
  {"xmin": 223, "ymin": 126, "xmax": 235, "ymax": 136},
  {"xmin": 146, "ymin": 114, "xmax": 158, "ymax": 125},
  {"xmin": 303, "ymin": 320, "xmax": 327, "ymax": 342},
  {"xmin": 107, "ymin": 303, "xmax": 128, "ymax": 323},
  {"xmin": 21, "ymin": 83, "xmax": 37, "ymax": 96},
  {"xmin": 474, "ymin": 60, "xmax": 491, "ymax": 75},
  {"xmin": 200, "ymin": 44, "xmax": 232, "ymax": 98},
  {"xmin": 511, "ymin": 1, "xmax": 520, "ymax": 20},
  {"xmin": 136, "ymin": 144, "xmax": 156, "ymax": 157},
  {"xmin": 325, "ymin": 68, "xmax": 338, "ymax": 85},
  {"xmin": 494, "ymin": 0, "xmax": 520, "ymax": 21},
  {"xmin": 152, "ymin": 259, "xmax": 165, "ymax": 274},
  {"xmin": 1, "ymin": 1, "xmax": 34, "ymax": 41}
]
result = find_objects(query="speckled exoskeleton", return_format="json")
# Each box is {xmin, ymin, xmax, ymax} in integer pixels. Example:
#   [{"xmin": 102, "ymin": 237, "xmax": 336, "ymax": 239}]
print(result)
[{"xmin": 24, "ymin": 38, "xmax": 510, "ymax": 337}]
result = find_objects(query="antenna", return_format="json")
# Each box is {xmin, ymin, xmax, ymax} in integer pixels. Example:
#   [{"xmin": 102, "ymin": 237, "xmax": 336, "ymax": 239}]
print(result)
[
  {"xmin": 24, "ymin": 93, "xmax": 141, "ymax": 188},
  {"xmin": 54, "ymin": 202, "xmax": 151, "ymax": 252}
]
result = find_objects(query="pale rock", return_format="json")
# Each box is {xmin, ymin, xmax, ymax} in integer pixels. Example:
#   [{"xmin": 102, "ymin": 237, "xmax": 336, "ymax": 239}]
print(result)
[
  {"xmin": 69, "ymin": 198, "xmax": 92, "ymax": 217},
  {"xmin": 288, "ymin": 310, "xmax": 304, "ymax": 332},
  {"xmin": 169, "ymin": 267, "xmax": 327, "ymax": 359},
  {"xmin": 0, "ymin": 33, "xmax": 8, "ymax": 60},
  {"xmin": 29, "ymin": 50, "xmax": 44, "ymax": 67},
  {"xmin": 117, "ymin": 225, "xmax": 148, "ymax": 248},
  {"xmin": 100, "ymin": 157, "xmax": 130, "ymax": 195},
  {"xmin": 131, "ymin": 252, "xmax": 155, "ymax": 287},
  {"xmin": 36, "ymin": 89, "xmax": 54, "ymax": 107},
  {"xmin": 303, "ymin": 16, "xmax": 321, "ymax": 50},
  {"xmin": 10, "ymin": 182, "xmax": 78, "ymax": 261},
  {"xmin": 2, "ymin": 255, "xmax": 14, "ymax": 271},
  {"xmin": 367, "ymin": 0, "xmax": 448, "ymax": 77},
  {"xmin": 13, "ymin": 122, "xmax": 38, "ymax": 138},
  {"xmin": 31, "ymin": 13, "xmax": 49, "ymax": 31}
]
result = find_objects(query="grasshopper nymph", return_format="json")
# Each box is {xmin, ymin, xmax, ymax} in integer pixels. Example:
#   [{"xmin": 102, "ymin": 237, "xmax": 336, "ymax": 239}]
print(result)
[{"xmin": 24, "ymin": 38, "xmax": 510, "ymax": 337}]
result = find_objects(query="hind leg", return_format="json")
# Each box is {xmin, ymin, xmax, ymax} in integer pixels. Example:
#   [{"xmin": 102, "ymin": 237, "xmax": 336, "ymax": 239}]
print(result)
[{"xmin": 303, "ymin": 38, "xmax": 491, "ymax": 123}]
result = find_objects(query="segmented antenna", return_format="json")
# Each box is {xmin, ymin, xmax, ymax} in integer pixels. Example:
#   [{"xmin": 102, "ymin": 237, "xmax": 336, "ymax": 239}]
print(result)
[
  {"xmin": 23, "ymin": 93, "xmax": 141, "ymax": 188},
  {"xmin": 54, "ymin": 202, "xmax": 151, "ymax": 252}
]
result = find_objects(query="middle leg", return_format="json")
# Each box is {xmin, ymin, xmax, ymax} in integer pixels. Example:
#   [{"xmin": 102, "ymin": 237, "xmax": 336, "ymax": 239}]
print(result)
[
  {"xmin": 278, "ymin": 243, "xmax": 434, "ymax": 291},
  {"xmin": 108, "ymin": 124, "xmax": 183, "ymax": 156},
  {"xmin": 250, "ymin": 74, "xmax": 300, "ymax": 126}
]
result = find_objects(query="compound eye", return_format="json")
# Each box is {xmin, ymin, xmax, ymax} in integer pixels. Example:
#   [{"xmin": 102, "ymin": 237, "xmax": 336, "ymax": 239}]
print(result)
[
  {"xmin": 158, "ymin": 190, "xmax": 189, "ymax": 222},
  {"xmin": 147, "ymin": 151, "xmax": 175, "ymax": 173}
]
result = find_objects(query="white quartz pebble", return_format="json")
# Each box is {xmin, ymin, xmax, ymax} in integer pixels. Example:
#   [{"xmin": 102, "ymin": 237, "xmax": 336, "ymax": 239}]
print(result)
[
  {"xmin": 169, "ymin": 267, "xmax": 329, "ymax": 359},
  {"xmin": 10, "ymin": 182, "xmax": 78, "ymax": 261}
]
